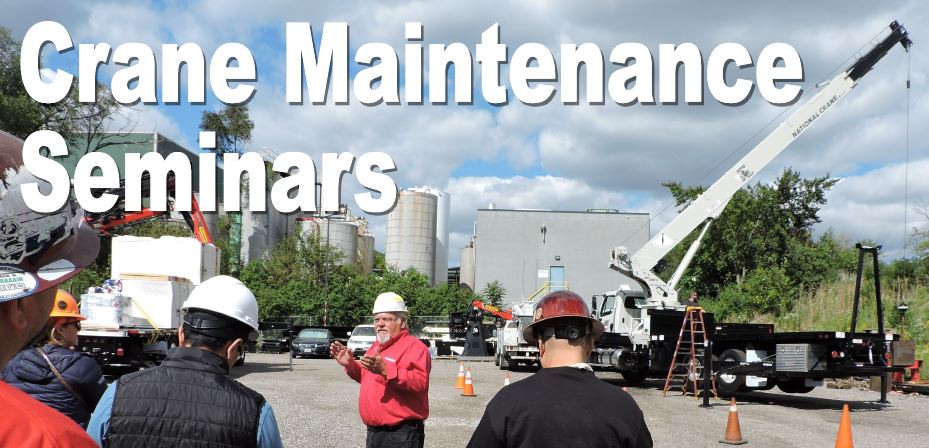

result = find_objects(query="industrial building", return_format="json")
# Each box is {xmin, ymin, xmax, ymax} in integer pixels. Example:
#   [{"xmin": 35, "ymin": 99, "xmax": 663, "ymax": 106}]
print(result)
[
  {"xmin": 461, "ymin": 208, "xmax": 650, "ymax": 305},
  {"xmin": 385, "ymin": 187, "xmax": 450, "ymax": 286}
]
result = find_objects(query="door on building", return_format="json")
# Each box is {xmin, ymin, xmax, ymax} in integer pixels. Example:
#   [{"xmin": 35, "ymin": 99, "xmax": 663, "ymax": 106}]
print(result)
[{"xmin": 549, "ymin": 266, "xmax": 565, "ymax": 291}]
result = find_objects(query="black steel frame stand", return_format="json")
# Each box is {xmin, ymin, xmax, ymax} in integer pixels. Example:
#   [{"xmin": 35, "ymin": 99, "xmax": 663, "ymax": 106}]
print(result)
[
  {"xmin": 852, "ymin": 243, "xmax": 889, "ymax": 404},
  {"xmin": 701, "ymin": 338, "xmax": 713, "ymax": 408}
]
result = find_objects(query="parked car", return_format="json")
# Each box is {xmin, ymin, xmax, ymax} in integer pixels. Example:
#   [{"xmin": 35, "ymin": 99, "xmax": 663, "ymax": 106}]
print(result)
[
  {"xmin": 347, "ymin": 324, "xmax": 376, "ymax": 358},
  {"xmin": 291, "ymin": 328, "xmax": 335, "ymax": 358},
  {"xmin": 260, "ymin": 329, "xmax": 291, "ymax": 354}
]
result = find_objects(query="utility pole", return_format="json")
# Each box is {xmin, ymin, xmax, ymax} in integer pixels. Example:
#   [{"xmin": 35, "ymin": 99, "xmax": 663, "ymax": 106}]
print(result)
[{"xmin": 323, "ymin": 214, "xmax": 330, "ymax": 326}]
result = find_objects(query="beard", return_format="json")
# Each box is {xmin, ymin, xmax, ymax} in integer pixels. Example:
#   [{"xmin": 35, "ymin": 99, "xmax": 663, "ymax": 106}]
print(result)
[{"xmin": 376, "ymin": 332, "xmax": 390, "ymax": 345}]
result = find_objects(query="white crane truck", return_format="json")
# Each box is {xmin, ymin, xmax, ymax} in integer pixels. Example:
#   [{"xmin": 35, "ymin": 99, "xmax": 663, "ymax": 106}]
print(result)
[{"xmin": 590, "ymin": 21, "xmax": 916, "ymax": 397}]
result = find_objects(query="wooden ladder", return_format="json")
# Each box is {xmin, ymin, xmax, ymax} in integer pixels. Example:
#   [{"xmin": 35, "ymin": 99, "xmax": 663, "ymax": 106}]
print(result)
[{"xmin": 662, "ymin": 306, "xmax": 718, "ymax": 399}]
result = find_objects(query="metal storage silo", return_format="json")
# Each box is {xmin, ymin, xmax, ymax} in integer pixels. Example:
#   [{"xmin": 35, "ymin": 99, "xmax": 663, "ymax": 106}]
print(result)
[
  {"xmin": 297, "ymin": 217, "xmax": 358, "ymax": 267},
  {"xmin": 459, "ymin": 240, "xmax": 476, "ymax": 291},
  {"xmin": 358, "ymin": 234, "xmax": 375, "ymax": 274},
  {"xmin": 410, "ymin": 187, "xmax": 450, "ymax": 284},
  {"xmin": 386, "ymin": 190, "xmax": 438, "ymax": 284}
]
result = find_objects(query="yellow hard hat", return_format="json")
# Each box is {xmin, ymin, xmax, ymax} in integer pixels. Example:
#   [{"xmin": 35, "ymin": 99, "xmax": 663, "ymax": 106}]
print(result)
[{"xmin": 50, "ymin": 290, "xmax": 85, "ymax": 320}]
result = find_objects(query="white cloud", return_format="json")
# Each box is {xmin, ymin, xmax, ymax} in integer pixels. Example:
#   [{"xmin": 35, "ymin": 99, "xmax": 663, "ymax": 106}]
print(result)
[
  {"xmin": 820, "ymin": 158, "xmax": 929, "ymax": 259},
  {"xmin": 104, "ymin": 105, "xmax": 191, "ymax": 149},
  {"xmin": 4, "ymin": 0, "xmax": 926, "ymax": 266}
]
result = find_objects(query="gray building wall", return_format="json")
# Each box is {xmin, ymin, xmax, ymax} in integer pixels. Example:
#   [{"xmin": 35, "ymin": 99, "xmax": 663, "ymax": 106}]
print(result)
[{"xmin": 473, "ymin": 209, "xmax": 650, "ymax": 306}]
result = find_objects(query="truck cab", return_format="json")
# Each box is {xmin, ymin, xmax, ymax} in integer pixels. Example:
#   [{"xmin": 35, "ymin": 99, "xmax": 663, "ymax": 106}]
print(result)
[
  {"xmin": 595, "ymin": 289, "xmax": 654, "ymax": 347},
  {"xmin": 496, "ymin": 302, "xmax": 539, "ymax": 370}
]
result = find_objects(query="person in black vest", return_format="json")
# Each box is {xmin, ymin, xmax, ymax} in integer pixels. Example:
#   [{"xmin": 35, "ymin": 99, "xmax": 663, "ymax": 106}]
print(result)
[
  {"xmin": 86, "ymin": 275, "xmax": 283, "ymax": 447},
  {"xmin": 467, "ymin": 290, "xmax": 653, "ymax": 448}
]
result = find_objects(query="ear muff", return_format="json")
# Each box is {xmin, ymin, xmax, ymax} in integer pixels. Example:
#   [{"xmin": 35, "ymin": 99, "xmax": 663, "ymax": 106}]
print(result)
[{"xmin": 538, "ymin": 323, "xmax": 590, "ymax": 341}]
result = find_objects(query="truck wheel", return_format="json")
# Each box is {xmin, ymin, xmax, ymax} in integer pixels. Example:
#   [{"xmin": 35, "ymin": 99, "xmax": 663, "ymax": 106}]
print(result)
[
  {"xmin": 777, "ymin": 378, "xmax": 815, "ymax": 394},
  {"xmin": 499, "ymin": 355, "xmax": 510, "ymax": 370},
  {"xmin": 715, "ymin": 349, "xmax": 746, "ymax": 397},
  {"xmin": 494, "ymin": 354, "xmax": 500, "ymax": 367},
  {"xmin": 620, "ymin": 370, "xmax": 648, "ymax": 385}
]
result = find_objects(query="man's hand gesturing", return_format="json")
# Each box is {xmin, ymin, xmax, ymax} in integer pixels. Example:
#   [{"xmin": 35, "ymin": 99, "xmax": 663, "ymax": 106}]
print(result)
[
  {"xmin": 359, "ymin": 347, "xmax": 386, "ymax": 377},
  {"xmin": 330, "ymin": 341, "xmax": 354, "ymax": 367}
]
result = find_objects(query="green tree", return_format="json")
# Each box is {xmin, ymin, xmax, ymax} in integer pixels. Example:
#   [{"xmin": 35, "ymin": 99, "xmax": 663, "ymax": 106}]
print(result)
[
  {"xmin": 1, "ymin": 27, "xmax": 121, "ymax": 150},
  {"xmin": 480, "ymin": 280, "xmax": 506, "ymax": 307},
  {"xmin": 660, "ymin": 169, "xmax": 841, "ymax": 318},
  {"xmin": 0, "ymin": 27, "xmax": 71, "ymax": 139},
  {"xmin": 242, "ymin": 231, "xmax": 477, "ymax": 325},
  {"xmin": 374, "ymin": 251, "xmax": 387, "ymax": 272},
  {"xmin": 241, "ymin": 229, "xmax": 348, "ymax": 321},
  {"xmin": 199, "ymin": 104, "xmax": 254, "ymax": 154}
]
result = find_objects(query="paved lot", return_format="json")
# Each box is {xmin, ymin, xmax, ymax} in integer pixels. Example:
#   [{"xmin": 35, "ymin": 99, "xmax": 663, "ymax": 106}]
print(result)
[{"xmin": 233, "ymin": 353, "xmax": 929, "ymax": 447}]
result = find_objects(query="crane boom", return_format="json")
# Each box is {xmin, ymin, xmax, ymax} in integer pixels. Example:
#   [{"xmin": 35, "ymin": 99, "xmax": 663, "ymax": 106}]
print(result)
[{"xmin": 610, "ymin": 21, "xmax": 911, "ymax": 307}]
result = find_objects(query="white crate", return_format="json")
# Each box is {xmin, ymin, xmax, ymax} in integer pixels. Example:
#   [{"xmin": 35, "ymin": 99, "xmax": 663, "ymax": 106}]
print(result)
[
  {"xmin": 120, "ymin": 277, "xmax": 193, "ymax": 330},
  {"xmin": 111, "ymin": 236, "xmax": 219, "ymax": 285}
]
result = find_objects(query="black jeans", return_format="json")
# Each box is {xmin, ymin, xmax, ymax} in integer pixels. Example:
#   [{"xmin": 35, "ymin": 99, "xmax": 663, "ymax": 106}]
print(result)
[{"xmin": 366, "ymin": 420, "xmax": 425, "ymax": 448}]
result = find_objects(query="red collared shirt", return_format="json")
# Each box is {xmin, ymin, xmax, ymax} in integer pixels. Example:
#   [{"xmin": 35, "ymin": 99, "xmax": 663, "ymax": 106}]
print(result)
[{"xmin": 344, "ymin": 329, "xmax": 431, "ymax": 426}]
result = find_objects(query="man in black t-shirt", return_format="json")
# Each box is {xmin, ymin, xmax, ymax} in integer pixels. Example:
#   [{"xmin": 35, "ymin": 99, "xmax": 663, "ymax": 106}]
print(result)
[
  {"xmin": 467, "ymin": 290, "xmax": 652, "ymax": 448},
  {"xmin": 686, "ymin": 291, "xmax": 700, "ymax": 308}
]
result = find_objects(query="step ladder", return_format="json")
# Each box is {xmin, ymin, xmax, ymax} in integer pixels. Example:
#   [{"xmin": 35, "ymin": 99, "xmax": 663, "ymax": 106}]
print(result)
[{"xmin": 662, "ymin": 306, "xmax": 718, "ymax": 399}]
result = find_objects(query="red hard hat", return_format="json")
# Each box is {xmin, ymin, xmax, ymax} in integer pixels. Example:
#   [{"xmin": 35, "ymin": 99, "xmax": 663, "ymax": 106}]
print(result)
[
  {"xmin": 522, "ymin": 290, "xmax": 604, "ymax": 345},
  {"xmin": 0, "ymin": 131, "xmax": 100, "ymax": 303}
]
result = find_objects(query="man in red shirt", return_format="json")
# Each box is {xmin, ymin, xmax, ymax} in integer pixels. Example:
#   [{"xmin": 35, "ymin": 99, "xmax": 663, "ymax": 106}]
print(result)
[
  {"xmin": 330, "ymin": 292, "xmax": 431, "ymax": 448},
  {"xmin": 0, "ymin": 130, "xmax": 100, "ymax": 447}
]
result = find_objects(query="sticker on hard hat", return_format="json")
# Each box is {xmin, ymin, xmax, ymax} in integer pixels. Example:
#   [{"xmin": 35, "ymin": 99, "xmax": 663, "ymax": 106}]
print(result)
[
  {"xmin": 0, "ymin": 266, "xmax": 39, "ymax": 301},
  {"xmin": 534, "ymin": 308, "xmax": 544, "ymax": 321}
]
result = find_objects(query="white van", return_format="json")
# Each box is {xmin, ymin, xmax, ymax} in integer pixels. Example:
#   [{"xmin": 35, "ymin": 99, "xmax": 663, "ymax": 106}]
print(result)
[{"xmin": 347, "ymin": 324, "xmax": 376, "ymax": 358}]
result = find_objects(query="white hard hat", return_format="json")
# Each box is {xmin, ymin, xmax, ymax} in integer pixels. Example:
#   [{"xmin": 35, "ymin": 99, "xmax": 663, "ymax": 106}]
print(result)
[
  {"xmin": 372, "ymin": 292, "xmax": 408, "ymax": 315},
  {"xmin": 182, "ymin": 275, "xmax": 259, "ymax": 331}
]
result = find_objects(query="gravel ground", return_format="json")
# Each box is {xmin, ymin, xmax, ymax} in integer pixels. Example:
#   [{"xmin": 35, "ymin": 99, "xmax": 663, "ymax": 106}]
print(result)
[{"xmin": 233, "ymin": 353, "xmax": 929, "ymax": 447}]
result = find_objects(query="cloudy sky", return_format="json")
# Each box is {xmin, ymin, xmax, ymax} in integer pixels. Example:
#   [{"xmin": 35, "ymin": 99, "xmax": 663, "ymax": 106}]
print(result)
[{"xmin": 5, "ymin": 1, "xmax": 927, "ymax": 267}]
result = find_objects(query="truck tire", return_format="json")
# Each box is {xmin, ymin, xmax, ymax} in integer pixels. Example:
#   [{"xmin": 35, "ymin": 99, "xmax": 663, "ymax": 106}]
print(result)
[
  {"xmin": 494, "ymin": 354, "xmax": 500, "ymax": 366},
  {"xmin": 620, "ymin": 370, "xmax": 648, "ymax": 385},
  {"xmin": 777, "ymin": 378, "xmax": 815, "ymax": 394},
  {"xmin": 715, "ymin": 349, "xmax": 746, "ymax": 397},
  {"xmin": 499, "ymin": 355, "xmax": 510, "ymax": 370}
]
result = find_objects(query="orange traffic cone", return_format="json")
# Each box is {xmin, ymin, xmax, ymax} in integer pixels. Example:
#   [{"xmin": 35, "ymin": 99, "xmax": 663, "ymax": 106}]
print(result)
[
  {"xmin": 835, "ymin": 404, "xmax": 853, "ymax": 448},
  {"xmin": 720, "ymin": 398, "xmax": 747, "ymax": 445},
  {"xmin": 461, "ymin": 368, "xmax": 477, "ymax": 397},
  {"xmin": 504, "ymin": 372, "xmax": 510, "ymax": 386},
  {"xmin": 455, "ymin": 362, "xmax": 465, "ymax": 389}
]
